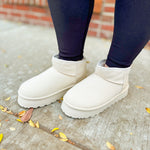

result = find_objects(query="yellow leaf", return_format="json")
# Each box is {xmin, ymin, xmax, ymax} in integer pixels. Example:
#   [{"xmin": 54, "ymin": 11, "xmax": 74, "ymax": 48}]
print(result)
[
  {"xmin": 51, "ymin": 128, "xmax": 59, "ymax": 133},
  {"xmin": 60, "ymin": 97, "xmax": 63, "ymax": 101},
  {"xmin": 1, "ymin": 107, "xmax": 7, "ymax": 112},
  {"xmin": 5, "ymin": 97, "xmax": 11, "ymax": 101},
  {"xmin": 35, "ymin": 121, "xmax": 40, "ymax": 128},
  {"xmin": 106, "ymin": 141, "xmax": 115, "ymax": 150},
  {"xmin": 58, "ymin": 97, "xmax": 63, "ymax": 103},
  {"xmin": 18, "ymin": 110, "xmax": 26, "ymax": 117},
  {"xmin": 18, "ymin": 55, "xmax": 22, "ymax": 59},
  {"xmin": 60, "ymin": 138, "xmax": 68, "ymax": 142},
  {"xmin": 6, "ymin": 110, "xmax": 13, "ymax": 115},
  {"xmin": 4, "ymin": 64, "xmax": 9, "ymax": 68},
  {"xmin": 16, "ymin": 119, "xmax": 23, "ymax": 123},
  {"xmin": 0, "ymin": 133, "xmax": 3, "ymax": 143},
  {"xmin": 59, "ymin": 132, "xmax": 68, "ymax": 140},
  {"xmin": 0, "ymin": 105, "xmax": 4, "ymax": 110},
  {"xmin": 86, "ymin": 61, "xmax": 90, "ymax": 63},
  {"xmin": 28, "ymin": 120, "xmax": 35, "ymax": 128},
  {"xmin": 59, "ymin": 115, "xmax": 63, "ymax": 120},
  {"xmin": 145, "ymin": 108, "xmax": 150, "ymax": 113},
  {"xmin": 135, "ymin": 85, "xmax": 144, "ymax": 89}
]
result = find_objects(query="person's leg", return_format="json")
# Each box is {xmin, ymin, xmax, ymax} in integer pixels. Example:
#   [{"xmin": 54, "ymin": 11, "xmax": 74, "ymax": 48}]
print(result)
[
  {"xmin": 18, "ymin": 1, "xmax": 94, "ymax": 108},
  {"xmin": 106, "ymin": 0, "xmax": 150, "ymax": 68},
  {"xmin": 61, "ymin": 0, "xmax": 150, "ymax": 118},
  {"xmin": 47, "ymin": 0, "xmax": 94, "ymax": 61}
]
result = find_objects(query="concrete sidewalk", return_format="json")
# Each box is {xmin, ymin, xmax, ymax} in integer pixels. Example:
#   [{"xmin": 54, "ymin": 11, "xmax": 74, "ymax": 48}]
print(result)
[{"xmin": 0, "ymin": 20, "xmax": 150, "ymax": 150}]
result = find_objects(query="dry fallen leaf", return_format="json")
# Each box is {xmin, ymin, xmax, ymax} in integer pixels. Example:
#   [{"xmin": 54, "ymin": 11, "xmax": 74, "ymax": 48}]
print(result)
[
  {"xmin": 16, "ymin": 119, "xmax": 23, "ymax": 123},
  {"xmin": 135, "ymin": 85, "xmax": 144, "ymax": 89},
  {"xmin": 35, "ymin": 121, "xmax": 40, "ymax": 128},
  {"xmin": 5, "ymin": 97, "xmax": 11, "ymax": 101},
  {"xmin": 59, "ymin": 132, "xmax": 68, "ymax": 142},
  {"xmin": 6, "ymin": 110, "xmax": 13, "ymax": 115},
  {"xmin": 1, "ymin": 107, "xmax": 7, "ymax": 112},
  {"xmin": 9, "ymin": 127, "xmax": 16, "ymax": 131},
  {"xmin": 0, "ymin": 105, "xmax": 4, "ymax": 110},
  {"xmin": 51, "ymin": 128, "xmax": 59, "ymax": 133},
  {"xmin": 60, "ymin": 138, "xmax": 68, "ymax": 142},
  {"xmin": 59, "ymin": 115, "xmax": 63, "ymax": 120},
  {"xmin": 4, "ymin": 64, "xmax": 9, "ymax": 68},
  {"xmin": 28, "ymin": 120, "xmax": 35, "ymax": 128},
  {"xmin": 18, "ymin": 55, "xmax": 22, "ymax": 59},
  {"xmin": 106, "ymin": 141, "xmax": 115, "ymax": 150},
  {"xmin": 21, "ymin": 108, "xmax": 33, "ymax": 122},
  {"xmin": 86, "ymin": 60, "xmax": 90, "ymax": 63},
  {"xmin": 0, "ymin": 133, "xmax": 3, "ymax": 143},
  {"xmin": 58, "ymin": 97, "xmax": 63, "ymax": 103},
  {"xmin": 145, "ymin": 108, "xmax": 150, "ymax": 114},
  {"xmin": 68, "ymin": 139, "xmax": 75, "ymax": 145},
  {"xmin": 54, "ymin": 134, "xmax": 59, "ymax": 138},
  {"xmin": 18, "ymin": 110, "xmax": 26, "ymax": 117}
]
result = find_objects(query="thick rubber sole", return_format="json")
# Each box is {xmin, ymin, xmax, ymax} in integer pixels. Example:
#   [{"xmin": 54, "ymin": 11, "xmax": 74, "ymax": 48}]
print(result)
[
  {"xmin": 18, "ymin": 88, "xmax": 70, "ymax": 108},
  {"xmin": 61, "ymin": 87, "xmax": 129, "ymax": 119},
  {"xmin": 17, "ymin": 75, "xmax": 87, "ymax": 108}
]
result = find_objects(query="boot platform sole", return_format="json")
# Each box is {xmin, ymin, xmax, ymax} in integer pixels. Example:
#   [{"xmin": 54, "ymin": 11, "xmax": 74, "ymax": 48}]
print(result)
[{"xmin": 61, "ymin": 87, "xmax": 129, "ymax": 119}]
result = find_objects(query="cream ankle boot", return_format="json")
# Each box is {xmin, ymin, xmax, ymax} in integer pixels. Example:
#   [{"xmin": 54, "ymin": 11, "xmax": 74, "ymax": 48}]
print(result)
[
  {"xmin": 18, "ymin": 55, "xmax": 87, "ymax": 108},
  {"xmin": 61, "ymin": 59, "xmax": 131, "ymax": 118}
]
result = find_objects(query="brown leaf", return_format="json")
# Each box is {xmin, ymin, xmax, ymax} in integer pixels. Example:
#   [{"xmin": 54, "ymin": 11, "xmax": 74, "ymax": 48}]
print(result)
[
  {"xmin": 59, "ymin": 115, "xmax": 63, "ymax": 120},
  {"xmin": 21, "ymin": 108, "xmax": 33, "ymax": 122},
  {"xmin": 58, "ymin": 97, "xmax": 63, "ymax": 103}
]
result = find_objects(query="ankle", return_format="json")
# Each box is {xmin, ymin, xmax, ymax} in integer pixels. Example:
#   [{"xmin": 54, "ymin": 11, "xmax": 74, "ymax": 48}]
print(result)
[{"xmin": 104, "ymin": 64, "xmax": 109, "ymax": 67}]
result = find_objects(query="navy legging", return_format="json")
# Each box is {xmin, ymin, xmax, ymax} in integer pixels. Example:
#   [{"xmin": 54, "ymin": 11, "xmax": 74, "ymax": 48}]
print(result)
[{"xmin": 48, "ymin": 0, "xmax": 150, "ymax": 68}]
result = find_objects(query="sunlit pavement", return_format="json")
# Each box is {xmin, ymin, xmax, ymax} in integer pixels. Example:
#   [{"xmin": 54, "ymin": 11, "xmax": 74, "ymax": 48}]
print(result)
[{"xmin": 0, "ymin": 20, "xmax": 150, "ymax": 150}]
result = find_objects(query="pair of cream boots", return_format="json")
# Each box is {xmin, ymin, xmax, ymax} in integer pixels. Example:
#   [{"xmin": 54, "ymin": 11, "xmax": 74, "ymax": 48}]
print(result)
[{"xmin": 18, "ymin": 55, "xmax": 131, "ymax": 118}]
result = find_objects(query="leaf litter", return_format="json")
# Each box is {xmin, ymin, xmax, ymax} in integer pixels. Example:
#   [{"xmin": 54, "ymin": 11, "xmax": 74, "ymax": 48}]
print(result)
[{"xmin": 106, "ymin": 141, "xmax": 115, "ymax": 150}]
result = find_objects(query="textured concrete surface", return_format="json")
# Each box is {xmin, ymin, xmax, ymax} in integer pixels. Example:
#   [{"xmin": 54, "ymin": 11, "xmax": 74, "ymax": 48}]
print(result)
[{"xmin": 0, "ymin": 20, "xmax": 150, "ymax": 150}]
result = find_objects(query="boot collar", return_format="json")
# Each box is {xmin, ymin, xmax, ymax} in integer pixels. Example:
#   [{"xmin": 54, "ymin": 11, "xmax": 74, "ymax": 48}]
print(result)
[
  {"xmin": 52, "ymin": 55, "xmax": 86, "ymax": 76},
  {"xmin": 95, "ymin": 59, "xmax": 131, "ymax": 84}
]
